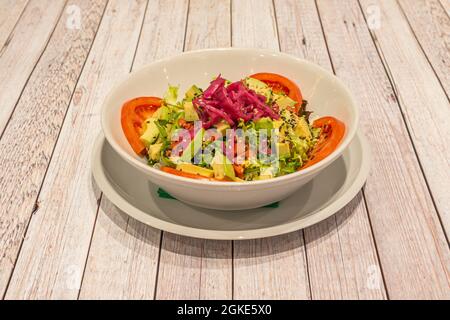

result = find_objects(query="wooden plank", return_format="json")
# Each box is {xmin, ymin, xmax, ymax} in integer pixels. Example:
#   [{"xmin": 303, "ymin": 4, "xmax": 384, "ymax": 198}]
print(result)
[
  {"xmin": 231, "ymin": 0, "xmax": 310, "ymax": 300},
  {"xmin": 274, "ymin": 0, "xmax": 386, "ymax": 300},
  {"xmin": 155, "ymin": 0, "xmax": 232, "ymax": 300},
  {"xmin": 383, "ymin": 0, "xmax": 450, "ymax": 235},
  {"xmin": 275, "ymin": 0, "xmax": 333, "ymax": 70},
  {"xmin": 132, "ymin": 0, "xmax": 188, "ymax": 68},
  {"xmin": 185, "ymin": 0, "xmax": 231, "ymax": 50},
  {"xmin": 304, "ymin": 196, "xmax": 386, "ymax": 299},
  {"xmin": 234, "ymin": 233, "xmax": 309, "ymax": 300},
  {"xmin": 78, "ymin": 201, "xmax": 161, "ymax": 299},
  {"xmin": 199, "ymin": 237, "xmax": 233, "ymax": 299},
  {"xmin": 80, "ymin": 0, "xmax": 189, "ymax": 300},
  {"xmin": 0, "ymin": 0, "xmax": 66, "ymax": 135},
  {"xmin": 0, "ymin": 0, "xmax": 107, "ymax": 298},
  {"xmin": 439, "ymin": 0, "xmax": 450, "ymax": 16},
  {"xmin": 231, "ymin": 0, "xmax": 278, "ymax": 49},
  {"xmin": 156, "ymin": 234, "xmax": 232, "ymax": 300},
  {"xmin": 0, "ymin": 0, "xmax": 28, "ymax": 50},
  {"xmin": 332, "ymin": 194, "xmax": 385, "ymax": 299},
  {"xmin": 4, "ymin": 0, "xmax": 148, "ymax": 300},
  {"xmin": 316, "ymin": 0, "xmax": 450, "ymax": 299},
  {"xmin": 156, "ymin": 234, "xmax": 203, "ymax": 300},
  {"xmin": 398, "ymin": 0, "xmax": 450, "ymax": 97}
]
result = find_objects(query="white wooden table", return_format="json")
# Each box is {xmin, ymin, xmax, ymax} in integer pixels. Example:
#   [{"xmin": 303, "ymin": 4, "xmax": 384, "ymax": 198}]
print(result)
[{"xmin": 0, "ymin": 0, "xmax": 449, "ymax": 300}]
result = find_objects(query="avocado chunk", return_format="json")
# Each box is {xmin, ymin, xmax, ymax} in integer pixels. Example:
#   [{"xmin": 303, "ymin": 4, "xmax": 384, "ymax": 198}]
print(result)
[
  {"xmin": 152, "ymin": 105, "xmax": 170, "ymax": 121},
  {"xmin": 140, "ymin": 119, "xmax": 159, "ymax": 147},
  {"xmin": 257, "ymin": 166, "xmax": 276, "ymax": 180},
  {"xmin": 176, "ymin": 163, "xmax": 214, "ymax": 178},
  {"xmin": 164, "ymin": 85, "xmax": 179, "ymax": 105},
  {"xmin": 149, "ymin": 143, "xmax": 163, "ymax": 161},
  {"xmin": 255, "ymin": 117, "xmax": 274, "ymax": 131},
  {"xmin": 245, "ymin": 77, "xmax": 272, "ymax": 102},
  {"xmin": 181, "ymin": 128, "xmax": 204, "ymax": 163},
  {"xmin": 274, "ymin": 94, "xmax": 297, "ymax": 110},
  {"xmin": 185, "ymin": 85, "xmax": 202, "ymax": 101},
  {"xmin": 273, "ymin": 119, "xmax": 283, "ymax": 129},
  {"xmin": 276, "ymin": 142, "xmax": 290, "ymax": 158},
  {"xmin": 214, "ymin": 121, "xmax": 230, "ymax": 135},
  {"xmin": 183, "ymin": 101, "xmax": 199, "ymax": 121},
  {"xmin": 294, "ymin": 116, "xmax": 312, "ymax": 140},
  {"xmin": 212, "ymin": 152, "xmax": 235, "ymax": 180},
  {"xmin": 289, "ymin": 132, "xmax": 310, "ymax": 161}
]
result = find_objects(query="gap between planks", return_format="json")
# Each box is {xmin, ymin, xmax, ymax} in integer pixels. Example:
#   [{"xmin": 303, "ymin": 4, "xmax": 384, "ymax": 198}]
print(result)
[
  {"xmin": 79, "ymin": 0, "xmax": 190, "ymax": 300},
  {"xmin": 0, "ymin": 0, "xmax": 29, "ymax": 53},
  {"xmin": 154, "ymin": 0, "xmax": 233, "ymax": 301},
  {"xmin": 359, "ymin": 0, "xmax": 450, "ymax": 240},
  {"xmin": 316, "ymin": 0, "xmax": 450, "ymax": 299},
  {"xmin": 1, "ymin": 0, "xmax": 143, "ymax": 298},
  {"xmin": 0, "ymin": 0, "xmax": 109, "ymax": 298},
  {"xmin": 0, "ymin": 0, "xmax": 68, "ymax": 139},
  {"xmin": 229, "ymin": 0, "xmax": 387, "ymax": 300}
]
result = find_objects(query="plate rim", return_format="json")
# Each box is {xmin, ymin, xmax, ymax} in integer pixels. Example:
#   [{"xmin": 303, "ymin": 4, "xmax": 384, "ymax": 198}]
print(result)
[{"xmin": 91, "ymin": 132, "xmax": 371, "ymax": 240}]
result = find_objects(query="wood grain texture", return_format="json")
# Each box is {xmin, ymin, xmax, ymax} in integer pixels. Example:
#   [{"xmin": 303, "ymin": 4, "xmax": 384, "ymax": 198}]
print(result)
[
  {"xmin": 0, "ymin": 0, "xmax": 107, "ymax": 298},
  {"xmin": 317, "ymin": 0, "xmax": 450, "ymax": 299},
  {"xmin": 155, "ymin": 0, "xmax": 233, "ymax": 300},
  {"xmin": 132, "ymin": 0, "xmax": 188, "ymax": 68},
  {"xmin": 80, "ymin": 0, "xmax": 189, "ymax": 300},
  {"xmin": 0, "ymin": 0, "xmax": 66, "ymax": 135},
  {"xmin": 329, "ymin": 194, "xmax": 385, "ymax": 299},
  {"xmin": 4, "ymin": 0, "xmax": 148, "ymax": 300},
  {"xmin": 156, "ymin": 234, "xmax": 203, "ymax": 300},
  {"xmin": 274, "ymin": 0, "xmax": 386, "ymax": 300},
  {"xmin": 234, "ymin": 233, "xmax": 310, "ymax": 300},
  {"xmin": 185, "ymin": 0, "xmax": 231, "ymax": 49},
  {"xmin": 398, "ymin": 0, "xmax": 450, "ymax": 97},
  {"xmin": 0, "ymin": 0, "xmax": 28, "ymax": 50},
  {"xmin": 156, "ymin": 234, "xmax": 232, "ymax": 300},
  {"xmin": 0, "ymin": 0, "xmax": 448, "ymax": 300},
  {"xmin": 231, "ymin": 0, "xmax": 278, "ymax": 49},
  {"xmin": 79, "ymin": 201, "xmax": 161, "ymax": 299},
  {"xmin": 439, "ymin": 0, "xmax": 450, "ymax": 16},
  {"xmin": 199, "ymin": 238, "xmax": 233, "ymax": 300},
  {"xmin": 305, "ymin": 196, "xmax": 385, "ymax": 299},
  {"xmin": 274, "ymin": 0, "xmax": 333, "ymax": 69},
  {"xmin": 231, "ymin": 0, "xmax": 309, "ymax": 300},
  {"xmin": 374, "ymin": 0, "xmax": 450, "ymax": 235}
]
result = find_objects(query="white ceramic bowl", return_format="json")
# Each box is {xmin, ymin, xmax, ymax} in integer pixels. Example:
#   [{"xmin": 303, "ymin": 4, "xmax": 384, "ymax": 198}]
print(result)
[{"xmin": 102, "ymin": 48, "xmax": 359, "ymax": 210}]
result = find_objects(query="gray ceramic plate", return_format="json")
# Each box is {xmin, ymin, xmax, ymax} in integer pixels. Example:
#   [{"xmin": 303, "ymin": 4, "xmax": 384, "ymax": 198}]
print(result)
[{"xmin": 92, "ymin": 132, "xmax": 370, "ymax": 240}]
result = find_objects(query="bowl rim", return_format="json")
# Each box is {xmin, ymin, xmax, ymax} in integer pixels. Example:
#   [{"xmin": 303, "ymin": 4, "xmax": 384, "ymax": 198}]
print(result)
[{"xmin": 101, "ymin": 47, "xmax": 359, "ymax": 187}]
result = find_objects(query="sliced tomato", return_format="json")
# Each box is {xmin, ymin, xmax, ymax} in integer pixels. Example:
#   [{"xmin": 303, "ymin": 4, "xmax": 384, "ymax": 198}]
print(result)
[
  {"xmin": 302, "ymin": 116, "xmax": 345, "ymax": 169},
  {"xmin": 121, "ymin": 97, "xmax": 162, "ymax": 155},
  {"xmin": 160, "ymin": 167, "xmax": 229, "ymax": 182},
  {"xmin": 249, "ymin": 72, "xmax": 303, "ymax": 112},
  {"xmin": 233, "ymin": 164, "xmax": 244, "ymax": 179}
]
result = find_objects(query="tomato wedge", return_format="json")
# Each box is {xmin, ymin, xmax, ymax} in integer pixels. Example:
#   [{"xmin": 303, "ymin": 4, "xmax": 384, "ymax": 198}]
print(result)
[
  {"xmin": 249, "ymin": 72, "xmax": 303, "ymax": 112},
  {"xmin": 161, "ymin": 167, "xmax": 229, "ymax": 181},
  {"xmin": 302, "ymin": 116, "xmax": 345, "ymax": 169},
  {"xmin": 121, "ymin": 97, "xmax": 162, "ymax": 155}
]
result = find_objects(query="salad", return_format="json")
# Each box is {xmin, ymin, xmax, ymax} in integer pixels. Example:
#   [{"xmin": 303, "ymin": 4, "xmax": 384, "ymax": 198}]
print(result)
[{"xmin": 121, "ymin": 72, "xmax": 345, "ymax": 181}]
